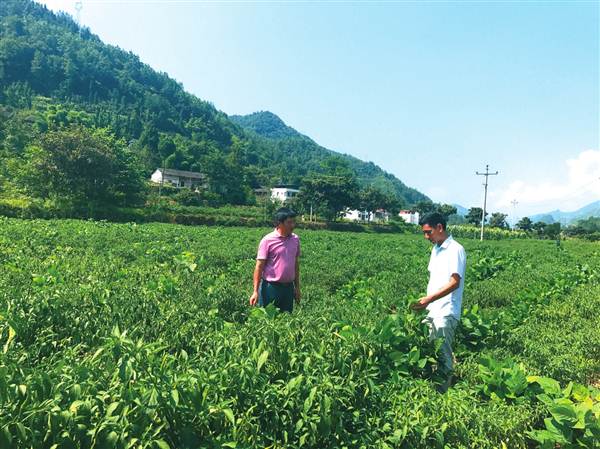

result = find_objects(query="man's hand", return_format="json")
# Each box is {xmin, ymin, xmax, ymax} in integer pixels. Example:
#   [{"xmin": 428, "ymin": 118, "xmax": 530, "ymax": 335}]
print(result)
[
  {"xmin": 411, "ymin": 275, "xmax": 461, "ymax": 312},
  {"xmin": 249, "ymin": 291, "xmax": 259, "ymax": 306},
  {"xmin": 294, "ymin": 287, "xmax": 301, "ymax": 304},
  {"xmin": 410, "ymin": 296, "xmax": 431, "ymax": 311}
]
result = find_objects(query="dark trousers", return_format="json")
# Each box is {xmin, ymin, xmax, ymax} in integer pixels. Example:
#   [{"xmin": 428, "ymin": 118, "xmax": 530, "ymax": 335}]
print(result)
[{"xmin": 259, "ymin": 280, "xmax": 295, "ymax": 313}]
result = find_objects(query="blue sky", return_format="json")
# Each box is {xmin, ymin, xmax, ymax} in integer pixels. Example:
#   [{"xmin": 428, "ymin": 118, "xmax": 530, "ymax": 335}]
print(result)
[{"xmin": 39, "ymin": 0, "xmax": 599, "ymax": 217}]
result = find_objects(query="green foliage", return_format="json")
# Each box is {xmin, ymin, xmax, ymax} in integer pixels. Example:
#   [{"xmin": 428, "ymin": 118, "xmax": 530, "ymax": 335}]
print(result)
[
  {"xmin": 468, "ymin": 250, "xmax": 518, "ymax": 281},
  {"xmin": 231, "ymin": 112, "xmax": 429, "ymax": 206},
  {"xmin": 465, "ymin": 207, "xmax": 485, "ymax": 226},
  {"xmin": 516, "ymin": 216, "xmax": 533, "ymax": 232},
  {"xmin": 475, "ymin": 361, "xmax": 600, "ymax": 448},
  {"xmin": 527, "ymin": 378, "xmax": 600, "ymax": 449},
  {"xmin": 413, "ymin": 201, "xmax": 457, "ymax": 219},
  {"xmin": 0, "ymin": 213, "xmax": 599, "ymax": 448},
  {"xmin": 532, "ymin": 221, "xmax": 562, "ymax": 239},
  {"xmin": 358, "ymin": 185, "xmax": 401, "ymax": 214},
  {"xmin": 294, "ymin": 173, "xmax": 360, "ymax": 221},
  {"xmin": 456, "ymin": 304, "xmax": 494, "ymax": 351},
  {"xmin": 446, "ymin": 225, "xmax": 528, "ymax": 240},
  {"xmin": 489, "ymin": 212, "xmax": 509, "ymax": 229},
  {"xmin": 18, "ymin": 126, "xmax": 145, "ymax": 212},
  {"xmin": 477, "ymin": 357, "xmax": 532, "ymax": 402},
  {"xmin": 0, "ymin": 3, "xmax": 428, "ymax": 211},
  {"xmin": 565, "ymin": 216, "xmax": 600, "ymax": 241}
]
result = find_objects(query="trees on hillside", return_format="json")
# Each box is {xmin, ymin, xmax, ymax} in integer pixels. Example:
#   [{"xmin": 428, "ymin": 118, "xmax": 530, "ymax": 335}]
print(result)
[
  {"xmin": 19, "ymin": 126, "xmax": 145, "ymax": 213},
  {"xmin": 0, "ymin": 2, "xmax": 428, "ymax": 210}
]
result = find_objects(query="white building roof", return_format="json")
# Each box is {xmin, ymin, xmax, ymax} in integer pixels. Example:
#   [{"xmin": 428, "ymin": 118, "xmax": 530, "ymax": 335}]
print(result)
[{"xmin": 156, "ymin": 168, "xmax": 205, "ymax": 179}]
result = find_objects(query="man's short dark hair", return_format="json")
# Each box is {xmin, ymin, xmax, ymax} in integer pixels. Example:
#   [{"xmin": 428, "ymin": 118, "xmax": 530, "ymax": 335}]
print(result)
[
  {"xmin": 419, "ymin": 212, "xmax": 447, "ymax": 230},
  {"xmin": 275, "ymin": 207, "xmax": 297, "ymax": 224}
]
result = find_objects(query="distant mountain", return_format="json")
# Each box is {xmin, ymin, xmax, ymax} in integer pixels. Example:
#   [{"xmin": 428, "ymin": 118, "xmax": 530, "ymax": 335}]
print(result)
[
  {"xmin": 452, "ymin": 204, "xmax": 469, "ymax": 216},
  {"xmin": 0, "ymin": 0, "xmax": 428, "ymax": 207},
  {"xmin": 231, "ymin": 111, "xmax": 429, "ymax": 205},
  {"xmin": 530, "ymin": 201, "xmax": 600, "ymax": 225}
]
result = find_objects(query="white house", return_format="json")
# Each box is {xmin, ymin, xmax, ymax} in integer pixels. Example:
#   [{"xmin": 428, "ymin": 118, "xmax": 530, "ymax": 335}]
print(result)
[
  {"xmin": 271, "ymin": 185, "xmax": 300, "ymax": 203},
  {"xmin": 344, "ymin": 208, "xmax": 390, "ymax": 223},
  {"xmin": 150, "ymin": 168, "xmax": 207, "ymax": 189},
  {"xmin": 398, "ymin": 210, "xmax": 420, "ymax": 224},
  {"xmin": 344, "ymin": 209, "xmax": 371, "ymax": 222},
  {"xmin": 372, "ymin": 209, "xmax": 390, "ymax": 222}
]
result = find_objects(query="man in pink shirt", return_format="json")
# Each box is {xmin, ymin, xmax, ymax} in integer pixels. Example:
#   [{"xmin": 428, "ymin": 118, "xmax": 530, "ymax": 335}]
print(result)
[{"xmin": 249, "ymin": 208, "xmax": 301, "ymax": 312}]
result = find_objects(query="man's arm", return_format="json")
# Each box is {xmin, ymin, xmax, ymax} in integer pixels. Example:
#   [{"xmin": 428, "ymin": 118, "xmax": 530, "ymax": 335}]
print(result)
[
  {"xmin": 294, "ymin": 256, "xmax": 301, "ymax": 303},
  {"xmin": 249, "ymin": 259, "xmax": 266, "ymax": 306},
  {"xmin": 411, "ymin": 273, "xmax": 461, "ymax": 310}
]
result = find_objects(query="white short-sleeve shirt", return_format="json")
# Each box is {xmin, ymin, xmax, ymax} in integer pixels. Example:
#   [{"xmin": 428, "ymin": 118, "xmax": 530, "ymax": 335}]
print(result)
[{"xmin": 426, "ymin": 235, "xmax": 467, "ymax": 320}]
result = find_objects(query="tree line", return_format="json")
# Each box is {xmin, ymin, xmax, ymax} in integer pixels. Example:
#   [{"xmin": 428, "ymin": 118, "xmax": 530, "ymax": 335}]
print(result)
[{"xmin": 0, "ymin": 0, "xmax": 428, "ymax": 217}]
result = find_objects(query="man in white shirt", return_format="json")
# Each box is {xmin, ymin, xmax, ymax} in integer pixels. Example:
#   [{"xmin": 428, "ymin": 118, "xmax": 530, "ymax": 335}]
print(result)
[{"xmin": 411, "ymin": 212, "xmax": 467, "ymax": 392}]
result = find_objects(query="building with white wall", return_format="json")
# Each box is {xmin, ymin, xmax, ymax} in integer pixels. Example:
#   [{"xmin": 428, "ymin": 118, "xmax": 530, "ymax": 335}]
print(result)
[
  {"xmin": 150, "ymin": 168, "xmax": 207, "ymax": 189},
  {"xmin": 344, "ymin": 209, "xmax": 390, "ymax": 223},
  {"xmin": 398, "ymin": 210, "xmax": 420, "ymax": 225},
  {"xmin": 271, "ymin": 185, "xmax": 300, "ymax": 203}
]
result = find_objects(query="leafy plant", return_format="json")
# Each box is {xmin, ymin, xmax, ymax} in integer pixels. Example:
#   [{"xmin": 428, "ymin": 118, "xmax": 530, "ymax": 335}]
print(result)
[
  {"xmin": 527, "ymin": 377, "xmax": 600, "ymax": 448},
  {"xmin": 477, "ymin": 357, "xmax": 532, "ymax": 402}
]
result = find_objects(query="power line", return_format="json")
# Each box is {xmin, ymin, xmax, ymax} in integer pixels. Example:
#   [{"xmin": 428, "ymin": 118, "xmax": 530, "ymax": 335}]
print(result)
[{"xmin": 476, "ymin": 164, "xmax": 499, "ymax": 241}]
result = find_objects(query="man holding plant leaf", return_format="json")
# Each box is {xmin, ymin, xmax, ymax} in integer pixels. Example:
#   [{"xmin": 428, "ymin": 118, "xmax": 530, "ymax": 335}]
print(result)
[{"xmin": 411, "ymin": 212, "xmax": 467, "ymax": 392}]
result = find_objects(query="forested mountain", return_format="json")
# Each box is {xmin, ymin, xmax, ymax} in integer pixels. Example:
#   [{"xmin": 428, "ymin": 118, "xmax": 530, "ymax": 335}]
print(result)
[
  {"xmin": 0, "ymin": 0, "xmax": 427, "ymax": 208},
  {"xmin": 231, "ymin": 111, "xmax": 428, "ymax": 204},
  {"xmin": 230, "ymin": 111, "xmax": 306, "ymax": 140}
]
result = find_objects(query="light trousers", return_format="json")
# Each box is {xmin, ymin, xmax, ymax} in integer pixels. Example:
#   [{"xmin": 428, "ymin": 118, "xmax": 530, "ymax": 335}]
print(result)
[{"xmin": 424, "ymin": 315, "xmax": 458, "ymax": 378}]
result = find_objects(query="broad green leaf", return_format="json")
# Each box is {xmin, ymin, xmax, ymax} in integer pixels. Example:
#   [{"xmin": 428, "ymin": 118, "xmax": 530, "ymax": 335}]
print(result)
[
  {"xmin": 154, "ymin": 439, "xmax": 170, "ymax": 449},
  {"xmin": 222, "ymin": 408, "xmax": 235, "ymax": 426},
  {"xmin": 527, "ymin": 376, "xmax": 561, "ymax": 396},
  {"xmin": 257, "ymin": 350, "xmax": 269, "ymax": 373},
  {"xmin": 170, "ymin": 389, "xmax": 179, "ymax": 405},
  {"xmin": 549, "ymin": 404, "xmax": 578, "ymax": 427},
  {"xmin": 106, "ymin": 402, "xmax": 120, "ymax": 417}
]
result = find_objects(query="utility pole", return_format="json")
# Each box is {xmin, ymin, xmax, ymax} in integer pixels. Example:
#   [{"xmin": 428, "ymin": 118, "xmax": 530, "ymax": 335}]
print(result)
[
  {"xmin": 510, "ymin": 199, "xmax": 518, "ymax": 229},
  {"xmin": 476, "ymin": 165, "xmax": 499, "ymax": 241}
]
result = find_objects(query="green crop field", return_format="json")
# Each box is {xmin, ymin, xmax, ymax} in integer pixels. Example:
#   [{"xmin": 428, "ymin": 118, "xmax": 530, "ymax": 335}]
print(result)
[{"xmin": 0, "ymin": 218, "xmax": 599, "ymax": 449}]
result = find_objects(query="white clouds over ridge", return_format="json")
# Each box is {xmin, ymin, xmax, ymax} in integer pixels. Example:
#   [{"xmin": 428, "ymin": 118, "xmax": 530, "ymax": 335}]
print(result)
[{"xmin": 490, "ymin": 150, "xmax": 600, "ymax": 215}]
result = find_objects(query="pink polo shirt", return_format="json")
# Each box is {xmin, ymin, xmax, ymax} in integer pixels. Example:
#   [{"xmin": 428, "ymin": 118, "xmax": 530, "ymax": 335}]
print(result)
[{"xmin": 257, "ymin": 230, "xmax": 301, "ymax": 283}]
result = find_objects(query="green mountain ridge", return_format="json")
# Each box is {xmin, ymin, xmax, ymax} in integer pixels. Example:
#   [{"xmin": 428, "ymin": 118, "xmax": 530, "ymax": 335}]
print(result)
[
  {"xmin": 0, "ymin": 0, "xmax": 428, "ymax": 207},
  {"xmin": 230, "ymin": 111, "xmax": 308, "ymax": 140},
  {"xmin": 230, "ymin": 111, "xmax": 428, "ymax": 204},
  {"xmin": 530, "ymin": 200, "xmax": 600, "ymax": 225}
]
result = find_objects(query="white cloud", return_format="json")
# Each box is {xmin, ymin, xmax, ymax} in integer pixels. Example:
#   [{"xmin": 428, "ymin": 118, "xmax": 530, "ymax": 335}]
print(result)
[{"xmin": 490, "ymin": 149, "xmax": 600, "ymax": 215}]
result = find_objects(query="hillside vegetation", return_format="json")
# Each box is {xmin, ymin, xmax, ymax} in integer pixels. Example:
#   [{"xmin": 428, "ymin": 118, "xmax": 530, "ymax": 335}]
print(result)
[{"xmin": 0, "ymin": 0, "xmax": 428, "ymax": 213}]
